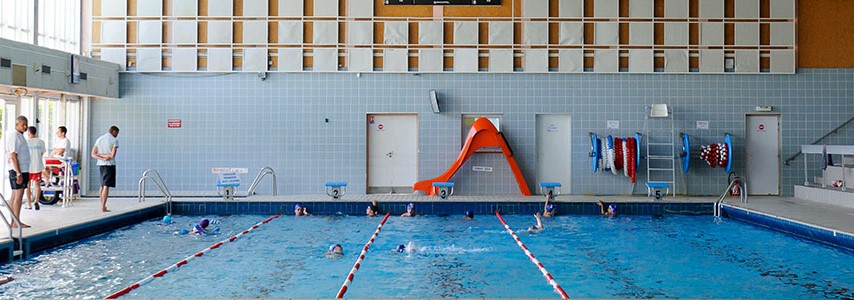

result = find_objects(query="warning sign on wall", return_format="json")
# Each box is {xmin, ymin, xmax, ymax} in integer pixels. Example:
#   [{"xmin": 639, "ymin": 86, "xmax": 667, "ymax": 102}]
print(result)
[
  {"xmin": 758, "ymin": 123, "xmax": 766, "ymax": 132},
  {"xmin": 168, "ymin": 119, "xmax": 182, "ymax": 128}
]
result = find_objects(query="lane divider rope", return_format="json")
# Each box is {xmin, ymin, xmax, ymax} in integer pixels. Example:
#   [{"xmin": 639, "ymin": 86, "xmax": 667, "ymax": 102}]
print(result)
[
  {"xmin": 335, "ymin": 212, "xmax": 391, "ymax": 298},
  {"xmin": 104, "ymin": 213, "xmax": 284, "ymax": 299},
  {"xmin": 495, "ymin": 212, "xmax": 570, "ymax": 299}
]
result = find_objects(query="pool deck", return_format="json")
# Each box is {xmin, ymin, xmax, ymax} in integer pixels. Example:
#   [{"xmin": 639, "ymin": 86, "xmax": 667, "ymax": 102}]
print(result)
[{"xmin": 2, "ymin": 193, "xmax": 853, "ymax": 261}]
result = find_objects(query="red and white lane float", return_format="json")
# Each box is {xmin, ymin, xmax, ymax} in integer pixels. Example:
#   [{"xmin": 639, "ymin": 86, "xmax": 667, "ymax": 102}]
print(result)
[
  {"xmin": 105, "ymin": 213, "xmax": 285, "ymax": 299},
  {"xmin": 336, "ymin": 212, "xmax": 391, "ymax": 298},
  {"xmin": 699, "ymin": 133, "xmax": 733, "ymax": 173},
  {"xmin": 495, "ymin": 212, "xmax": 570, "ymax": 299}
]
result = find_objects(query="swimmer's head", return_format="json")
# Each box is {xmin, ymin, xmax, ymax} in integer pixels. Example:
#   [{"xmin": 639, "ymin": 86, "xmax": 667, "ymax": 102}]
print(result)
[
  {"xmin": 608, "ymin": 204, "xmax": 616, "ymax": 213},
  {"xmin": 406, "ymin": 203, "xmax": 414, "ymax": 212},
  {"xmin": 465, "ymin": 210, "xmax": 474, "ymax": 219},
  {"xmin": 199, "ymin": 218, "xmax": 210, "ymax": 229},
  {"xmin": 396, "ymin": 244, "xmax": 406, "ymax": 252},
  {"xmin": 162, "ymin": 215, "xmax": 172, "ymax": 224},
  {"xmin": 546, "ymin": 204, "xmax": 555, "ymax": 213},
  {"xmin": 329, "ymin": 244, "xmax": 343, "ymax": 253},
  {"xmin": 294, "ymin": 203, "xmax": 302, "ymax": 210}
]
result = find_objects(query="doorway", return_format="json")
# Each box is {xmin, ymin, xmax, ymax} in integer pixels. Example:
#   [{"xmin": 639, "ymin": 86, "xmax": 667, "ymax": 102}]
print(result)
[
  {"xmin": 745, "ymin": 114, "xmax": 781, "ymax": 195},
  {"xmin": 367, "ymin": 114, "xmax": 418, "ymax": 193},
  {"xmin": 536, "ymin": 114, "xmax": 572, "ymax": 194}
]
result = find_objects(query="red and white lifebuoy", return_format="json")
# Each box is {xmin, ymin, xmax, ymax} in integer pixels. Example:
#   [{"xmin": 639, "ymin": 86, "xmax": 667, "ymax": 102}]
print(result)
[
  {"xmin": 700, "ymin": 143, "xmax": 729, "ymax": 168},
  {"xmin": 614, "ymin": 138, "xmax": 624, "ymax": 171},
  {"xmin": 626, "ymin": 137, "xmax": 637, "ymax": 183}
]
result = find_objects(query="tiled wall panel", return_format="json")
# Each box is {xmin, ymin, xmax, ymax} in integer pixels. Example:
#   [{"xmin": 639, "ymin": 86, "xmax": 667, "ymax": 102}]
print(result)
[{"xmin": 90, "ymin": 70, "xmax": 854, "ymax": 197}]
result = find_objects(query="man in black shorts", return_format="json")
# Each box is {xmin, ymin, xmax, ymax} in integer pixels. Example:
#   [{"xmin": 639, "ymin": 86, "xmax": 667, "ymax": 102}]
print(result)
[
  {"xmin": 5, "ymin": 116, "xmax": 31, "ymax": 227},
  {"xmin": 92, "ymin": 126, "xmax": 119, "ymax": 212}
]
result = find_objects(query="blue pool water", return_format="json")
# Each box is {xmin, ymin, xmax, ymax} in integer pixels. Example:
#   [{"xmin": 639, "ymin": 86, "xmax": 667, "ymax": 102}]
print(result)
[{"xmin": 1, "ymin": 213, "xmax": 852, "ymax": 299}]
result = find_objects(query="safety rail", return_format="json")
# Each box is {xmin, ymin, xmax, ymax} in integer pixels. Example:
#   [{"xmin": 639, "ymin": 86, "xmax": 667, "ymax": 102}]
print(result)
[
  {"xmin": 138, "ymin": 169, "xmax": 173, "ymax": 215},
  {"xmin": 246, "ymin": 167, "xmax": 277, "ymax": 196},
  {"xmin": 784, "ymin": 116, "xmax": 854, "ymax": 166},
  {"xmin": 0, "ymin": 193, "xmax": 25, "ymax": 260},
  {"xmin": 714, "ymin": 176, "xmax": 748, "ymax": 217}
]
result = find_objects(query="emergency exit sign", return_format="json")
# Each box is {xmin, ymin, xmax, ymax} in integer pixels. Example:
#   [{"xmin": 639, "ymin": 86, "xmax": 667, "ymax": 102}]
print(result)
[{"xmin": 168, "ymin": 119, "xmax": 182, "ymax": 128}]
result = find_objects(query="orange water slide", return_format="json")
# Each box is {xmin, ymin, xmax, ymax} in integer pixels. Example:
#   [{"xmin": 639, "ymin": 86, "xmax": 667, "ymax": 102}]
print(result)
[{"xmin": 413, "ymin": 118, "xmax": 532, "ymax": 196}]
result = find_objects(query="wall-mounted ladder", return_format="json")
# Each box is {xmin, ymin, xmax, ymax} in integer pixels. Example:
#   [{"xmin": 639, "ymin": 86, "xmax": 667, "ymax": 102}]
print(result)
[{"xmin": 643, "ymin": 104, "xmax": 676, "ymax": 199}]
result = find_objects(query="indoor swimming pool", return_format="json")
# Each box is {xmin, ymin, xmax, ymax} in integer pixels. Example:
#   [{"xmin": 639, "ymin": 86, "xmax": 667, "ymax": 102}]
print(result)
[{"xmin": 0, "ymin": 213, "xmax": 852, "ymax": 299}]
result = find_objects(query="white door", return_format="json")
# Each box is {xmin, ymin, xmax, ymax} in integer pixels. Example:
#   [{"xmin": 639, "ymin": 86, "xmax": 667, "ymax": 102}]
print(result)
[
  {"xmin": 746, "ymin": 114, "xmax": 781, "ymax": 195},
  {"xmin": 536, "ymin": 114, "xmax": 572, "ymax": 194},
  {"xmin": 367, "ymin": 114, "xmax": 418, "ymax": 193}
]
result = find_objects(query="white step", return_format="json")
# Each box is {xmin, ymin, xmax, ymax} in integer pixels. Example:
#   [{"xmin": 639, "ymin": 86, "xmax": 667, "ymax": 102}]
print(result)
[
  {"xmin": 13, "ymin": 250, "xmax": 23, "ymax": 257},
  {"xmin": 648, "ymin": 168, "xmax": 675, "ymax": 171},
  {"xmin": 648, "ymin": 155, "xmax": 674, "ymax": 159}
]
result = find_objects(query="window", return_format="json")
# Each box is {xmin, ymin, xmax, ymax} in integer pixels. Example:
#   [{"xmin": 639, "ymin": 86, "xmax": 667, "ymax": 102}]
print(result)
[
  {"xmin": 0, "ymin": 0, "xmax": 80, "ymax": 54},
  {"xmin": 461, "ymin": 114, "xmax": 502, "ymax": 153},
  {"xmin": 0, "ymin": 0, "xmax": 35, "ymax": 44}
]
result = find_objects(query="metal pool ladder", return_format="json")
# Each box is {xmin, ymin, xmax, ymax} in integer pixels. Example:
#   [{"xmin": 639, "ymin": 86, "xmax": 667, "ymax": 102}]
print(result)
[
  {"xmin": 714, "ymin": 176, "xmax": 748, "ymax": 217},
  {"xmin": 0, "ymin": 193, "xmax": 25, "ymax": 260},
  {"xmin": 247, "ymin": 167, "xmax": 277, "ymax": 196},
  {"xmin": 138, "ymin": 169, "xmax": 173, "ymax": 215}
]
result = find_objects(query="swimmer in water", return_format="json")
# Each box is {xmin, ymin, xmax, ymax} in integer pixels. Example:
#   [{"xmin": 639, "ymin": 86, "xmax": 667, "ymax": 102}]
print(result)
[
  {"xmin": 396, "ymin": 241, "xmax": 416, "ymax": 254},
  {"xmin": 401, "ymin": 203, "xmax": 416, "ymax": 217},
  {"xmin": 543, "ymin": 203, "xmax": 556, "ymax": 217},
  {"xmin": 177, "ymin": 218, "xmax": 219, "ymax": 235},
  {"xmin": 326, "ymin": 244, "xmax": 344, "ymax": 257},
  {"xmin": 527, "ymin": 212, "xmax": 544, "ymax": 231},
  {"xmin": 464, "ymin": 210, "xmax": 474, "ymax": 220},
  {"xmin": 294, "ymin": 203, "xmax": 309, "ymax": 216},
  {"xmin": 161, "ymin": 215, "xmax": 173, "ymax": 225},
  {"xmin": 366, "ymin": 201, "xmax": 379, "ymax": 217},
  {"xmin": 597, "ymin": 200, "xmax": 616, "ymax": 217}
]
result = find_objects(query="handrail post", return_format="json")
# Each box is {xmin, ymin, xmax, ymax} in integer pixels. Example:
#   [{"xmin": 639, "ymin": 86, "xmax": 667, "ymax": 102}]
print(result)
[
  {"xmin": 0, "ymin": 193, "xmax": 25, "ymax": 260},
  {"xmin": 139, "ymin": 169, "xmax": 173, "ymax": 215},
  {"xmin": 246, "ymin": 167, "xmax": 277, "ymax": 196}
]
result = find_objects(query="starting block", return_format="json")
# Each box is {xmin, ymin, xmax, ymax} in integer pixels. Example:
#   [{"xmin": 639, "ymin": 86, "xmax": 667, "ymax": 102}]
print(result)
[
  {"xmin": 432, "ymin": 182, "xmax": 455, "ymax": 199},
  {"xmin": 538, "ymin": 182, "xmax": 562, "ymax": 201},
  {"xmin": 645, "ymin": 182, "xmax": 670, "ymax": 200},
  {"xmin": 217, "ymin": 172, "xmax": 240, "ymax": 200},
  {"xmin": 325, "ymin": 182, "xmax": 348, "ymax": 199}
]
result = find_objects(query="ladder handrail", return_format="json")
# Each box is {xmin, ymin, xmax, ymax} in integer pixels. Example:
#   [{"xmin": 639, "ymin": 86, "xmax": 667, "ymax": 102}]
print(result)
[
  {"xmin": 784, "ymin": 116, "xmax": 854, "ymax": 166},
  {"xmin": 714, "ymin": 176, "xmax": 748, "ymax": 217},
  {"xmin": 246, "ymin": 167, "xmax": 277, "ymax": 196},
  {"xmin": 138, "ymin": 169, "xmax": 172, "ymax": 215},
  {"xmin": 0, "ymin": 193, "xmax": 25, "ymax": 260}
]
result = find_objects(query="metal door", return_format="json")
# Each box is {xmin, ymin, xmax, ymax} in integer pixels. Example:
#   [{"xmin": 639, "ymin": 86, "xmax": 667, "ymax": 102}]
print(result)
[
  {"xmin": 367, "ymin": 114, "xmax": 418, "ymax": 193},
  {"xmin": 536, "ymin": 114, "xmax": 572, "ymax": 194},
  {"xmin": 745, "ymin": 114, "xmax": 781, "ymax": 195}
]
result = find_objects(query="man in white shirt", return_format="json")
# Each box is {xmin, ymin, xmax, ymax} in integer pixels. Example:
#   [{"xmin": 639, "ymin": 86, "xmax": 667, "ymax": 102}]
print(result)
[
  {"xmin": 91, "ymin": 126, "xmax": 119, "ymax": 213},
  {"xmin": 5, "ymin": 116, "xmax": 31, "ymax": 228},
  {"xmin": 51, "ymin": 126, "xmax": 70, "ymax": 158},
  {"xmin": 25, "ymin": 126, "xmax": 46, "ymax": 210}
]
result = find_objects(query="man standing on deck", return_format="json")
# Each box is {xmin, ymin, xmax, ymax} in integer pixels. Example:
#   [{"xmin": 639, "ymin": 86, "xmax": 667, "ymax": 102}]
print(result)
[
  {"xmin": 5, "ymin": 116, "xmax": 31, "ymax": 228},
  {"xmin": 91, "ymin": 126, "xmax": 119, "ymax": 212}
]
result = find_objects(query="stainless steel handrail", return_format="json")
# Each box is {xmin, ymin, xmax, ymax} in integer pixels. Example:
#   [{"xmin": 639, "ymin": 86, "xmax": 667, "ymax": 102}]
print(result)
[
  {"xmin": 0, "ymin": 193, "xmax": 25, "ymax": 260},
  {"xmin": 714, "ymin": 176, "xmax": 748, "ymax": 217},
  {"xmin": 138, "ymin": 169, "xmax": 173, "ymax": 215},
  {"xmin": 246, "ymin": 167, "xmax": 277, "ymax": 196}
]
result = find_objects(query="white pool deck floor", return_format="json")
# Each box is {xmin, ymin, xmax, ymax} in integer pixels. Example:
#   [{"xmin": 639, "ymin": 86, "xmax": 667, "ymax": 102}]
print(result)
[{"xmin": 1, "ymin": 193, "xmax": 852, "ymax": 249}]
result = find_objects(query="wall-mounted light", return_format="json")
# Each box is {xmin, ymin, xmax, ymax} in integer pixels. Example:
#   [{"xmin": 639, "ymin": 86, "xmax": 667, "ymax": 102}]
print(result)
[{"xmin": 429, "ymin": 90, "xmax": 440, "ymax": 114}]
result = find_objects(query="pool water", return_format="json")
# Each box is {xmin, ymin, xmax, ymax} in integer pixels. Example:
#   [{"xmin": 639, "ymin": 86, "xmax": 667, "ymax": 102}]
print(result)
[{"xmin": 1, "ymin": 213, "xmax": 852, "ymax": 299}]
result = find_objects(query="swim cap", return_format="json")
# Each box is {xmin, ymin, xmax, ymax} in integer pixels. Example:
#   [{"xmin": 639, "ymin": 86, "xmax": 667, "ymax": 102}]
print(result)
[
  {"xmin": 179, "ymin": 228, "xmax": 189, "ymax": 235},
  {"xmin": 162, "ymin": 215, "xmax": 172, "ymax": 224},
  {"xmin": 199, "ymin": 218, "xmax": 210, "ymax": 229},
  {"xmin": 546, "ymin": 204, "xmax": 555, "ymax": 212},
  {"xmin": 396, "ymin": 244, "xmax": 406, "ymax": 252},
  {"xmin": 465, "ymin": 210, "xmax": 474, "ymax": 218},
  {"xmin": 295, "ymin": 203, "xmax": 302, "ymax": 210},
  {"xmin": 608, "ymin": 204, "xmax": 617, "ymax": 212},
  {"xmin": 329, "ymin": 244, "xmax": 342, "ymax": 252},
  {"xmin": 406, "ymin": 203, "xmax": 414, "ymax": 211}
]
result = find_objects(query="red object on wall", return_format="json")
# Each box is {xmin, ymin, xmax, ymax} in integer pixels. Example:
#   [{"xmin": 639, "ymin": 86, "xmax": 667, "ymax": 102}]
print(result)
[
  {"xmin": 168, "ymin": 119, "xmax": 182, "ymax": 128},
  {"xmin": 413, "ymin": 118, "xmax": 532, "ymax": 196}
]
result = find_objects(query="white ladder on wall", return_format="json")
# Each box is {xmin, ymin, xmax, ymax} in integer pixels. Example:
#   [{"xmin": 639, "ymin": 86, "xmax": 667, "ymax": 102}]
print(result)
[{"xmin": 643, "ymin": 104, "xmax": 676, "ymax": 199}]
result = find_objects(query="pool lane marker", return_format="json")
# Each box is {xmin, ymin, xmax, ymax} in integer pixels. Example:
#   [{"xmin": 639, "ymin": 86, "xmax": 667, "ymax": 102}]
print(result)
[
  {"xmin": 104, "ymin": 213, "xmax": 284, "ymax": 299},
  {"xmin": 495, "ymin": 211, "xmax": 570, "ymax": 299},
  {"xmin": 336, "ymin": 212, "xmax": 391, "ymax": 299}
]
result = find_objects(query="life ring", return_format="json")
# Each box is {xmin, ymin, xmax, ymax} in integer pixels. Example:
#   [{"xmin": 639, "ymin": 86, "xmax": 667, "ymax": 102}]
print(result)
[
  {"xmin": 634, "ymin": 133, "xmax": 642, "ymax": 169},
  {"xmin": 591, "ymin": 133, "xmax": 600, "ymax": 173},
  {"xmin": 681, "ymin": 133, "xmax": 690, "ymax": 173},
  {"xmin": 606, "ymin": 135, "xmax": 617, "ymax": 175},
  {"xmin": 622, "ymin": 139, "xmax": 629, "ymax": 177},
  {"xmin": 613, "ymin": 138, "xmax": 624, "ymax": 171}
]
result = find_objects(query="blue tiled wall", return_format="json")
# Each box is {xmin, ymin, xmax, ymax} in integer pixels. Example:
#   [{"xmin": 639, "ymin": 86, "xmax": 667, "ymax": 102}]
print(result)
[
  {"xmin": 723, "ymin": 205, "xmax": 854, "ymax": 251},
  {"xmin": 170, "ymin": 201, "xmax": 712, "ymax": 216},
  {"xmin": 89, "ymin": 69, "xmax": 854, "ymax": 196}
]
